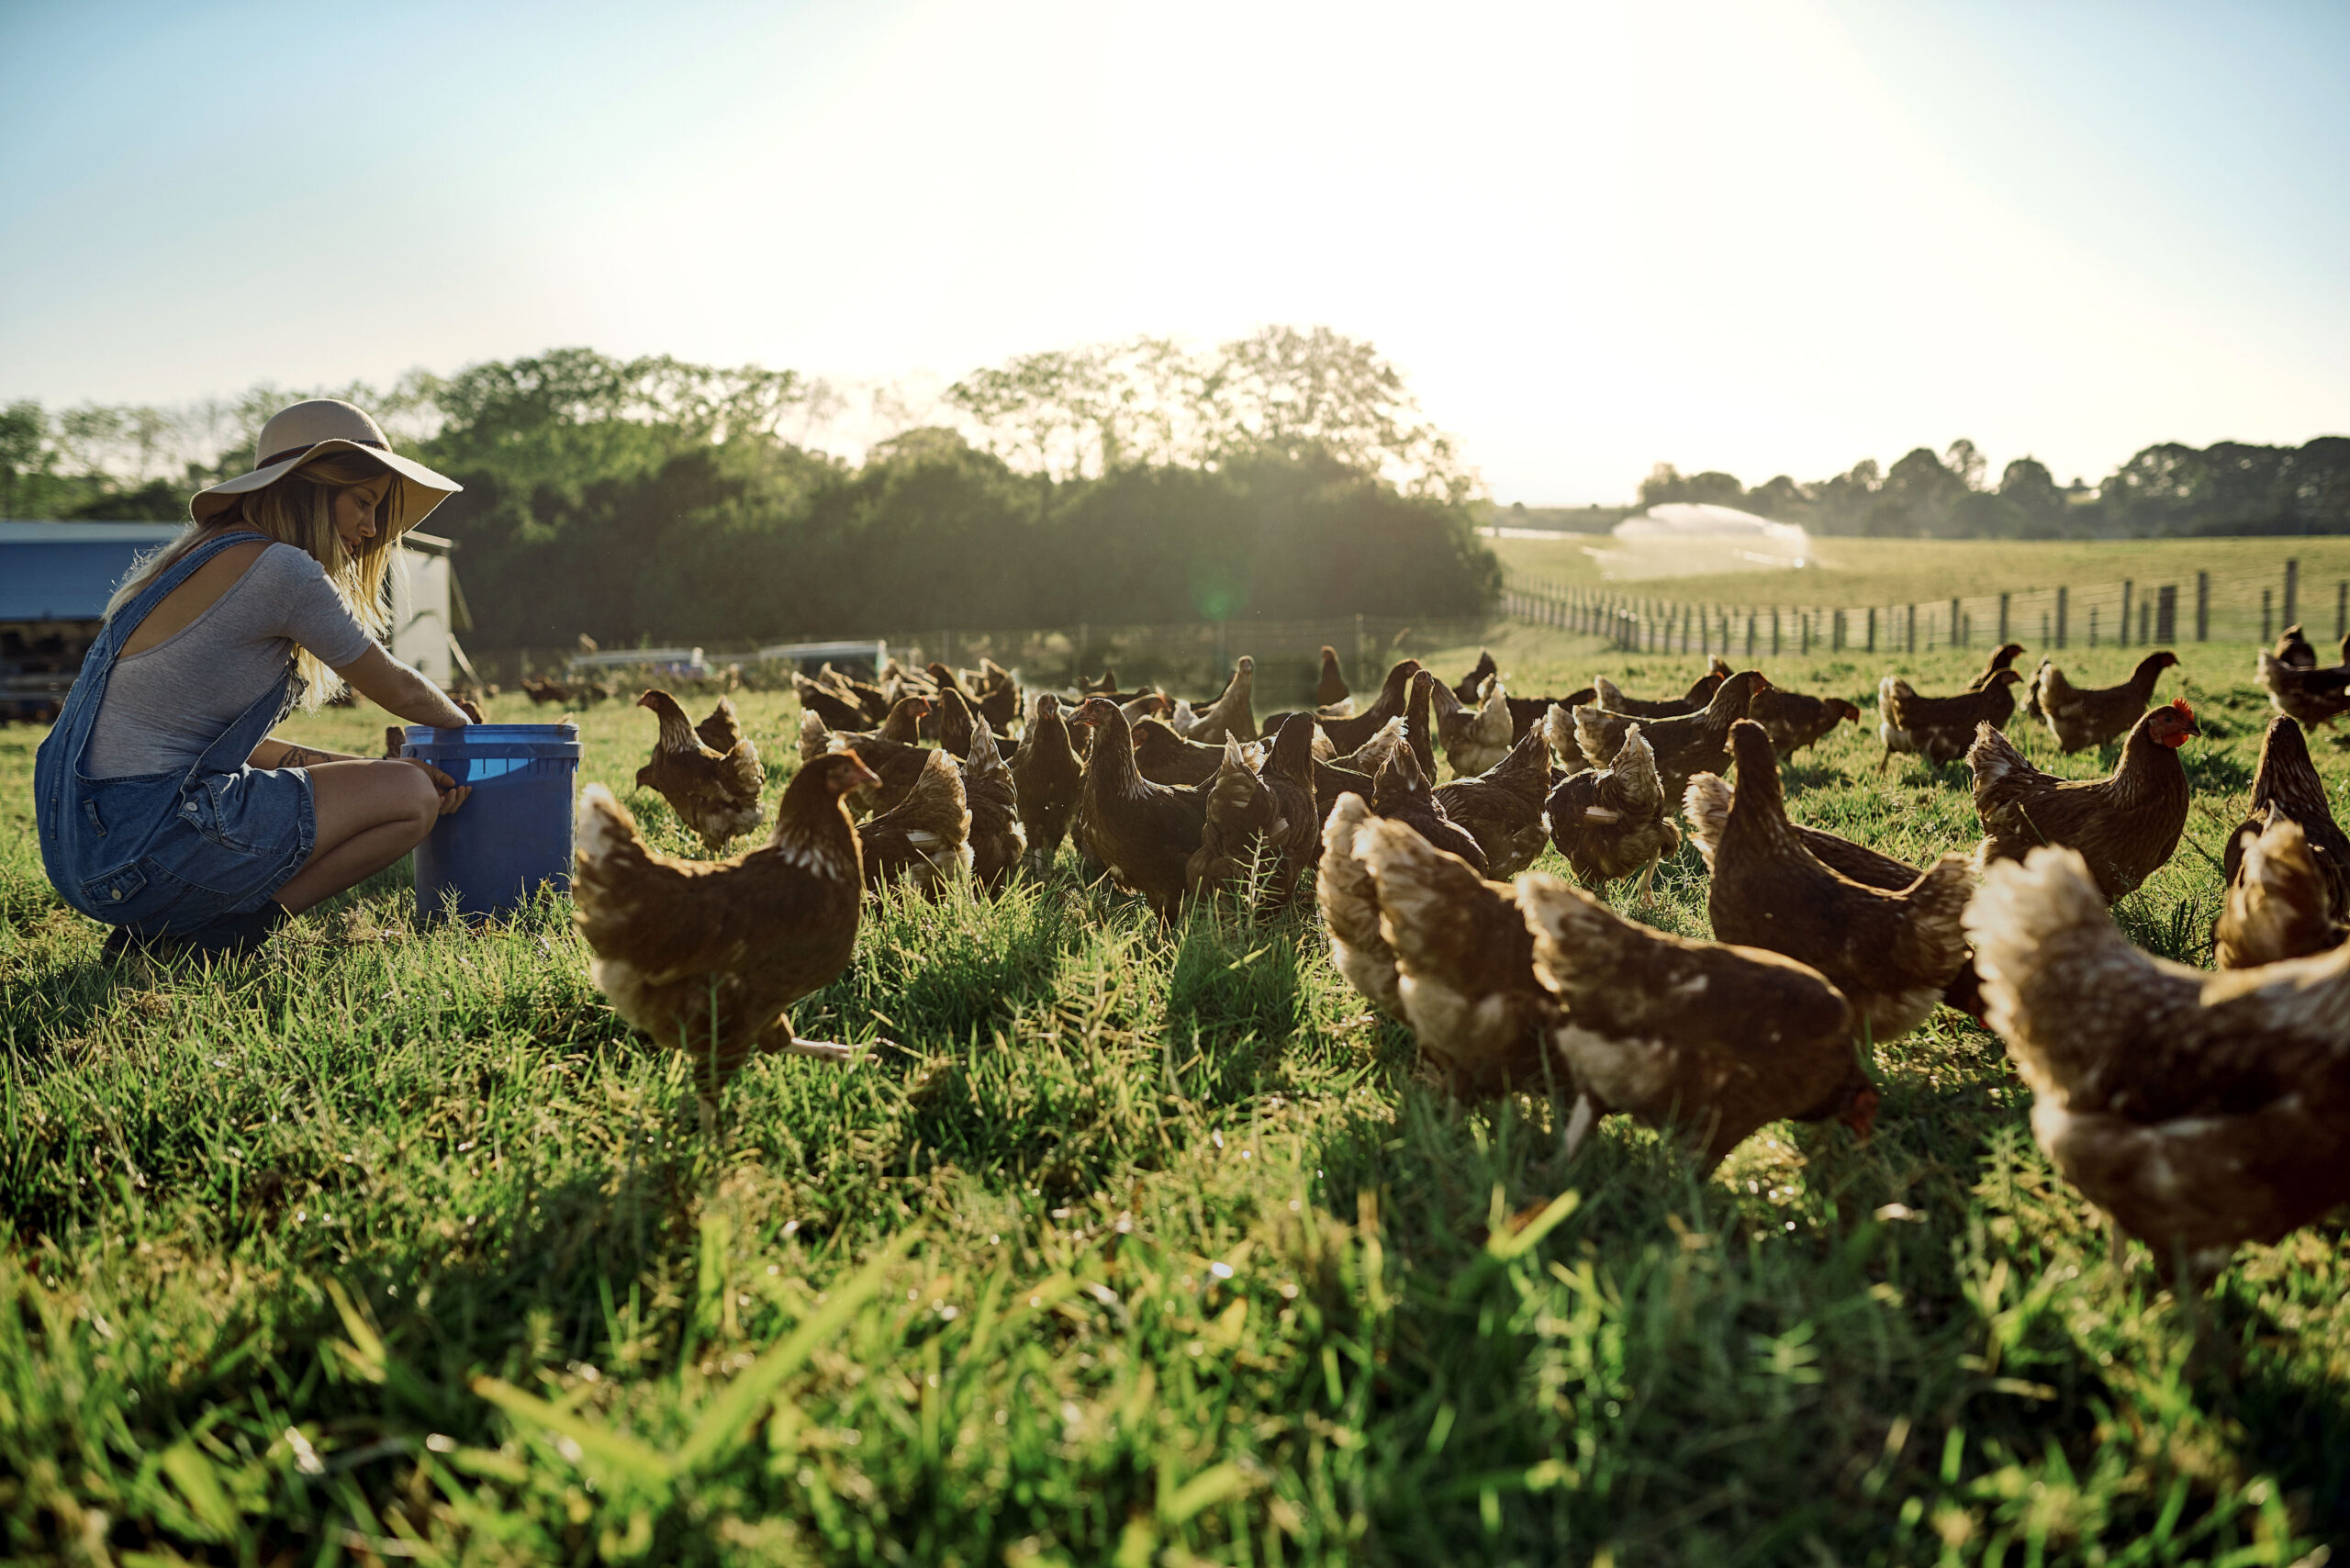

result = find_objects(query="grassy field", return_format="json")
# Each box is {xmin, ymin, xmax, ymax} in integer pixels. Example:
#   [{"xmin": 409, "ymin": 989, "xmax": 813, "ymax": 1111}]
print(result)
[
  {"xmin": 3, "ymin": 633, "xmax": 2346, "ymax": 1564},
  {"xmin": 1487, "ymin": 533, "xmax": 2347, "ymax": 613}
]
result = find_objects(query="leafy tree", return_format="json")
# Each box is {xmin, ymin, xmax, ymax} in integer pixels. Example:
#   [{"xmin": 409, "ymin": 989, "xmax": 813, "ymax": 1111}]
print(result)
[
  {"xmin": 1998, "ymin": 456, "xmax": 2065, "ymax": 537},
  {"xmin": 947, "ymin": 327, "xmax": 1476, "ymax": 505},
  {"xmin": 1743, "ymin": 475, "xmax": 1810, "ymax": 519}
]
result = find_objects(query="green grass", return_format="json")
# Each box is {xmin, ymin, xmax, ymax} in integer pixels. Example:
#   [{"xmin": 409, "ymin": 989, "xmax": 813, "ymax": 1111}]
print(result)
[{"xmin": 3, "ymin": 636, "xmax": 2346, "ymax": 1564}]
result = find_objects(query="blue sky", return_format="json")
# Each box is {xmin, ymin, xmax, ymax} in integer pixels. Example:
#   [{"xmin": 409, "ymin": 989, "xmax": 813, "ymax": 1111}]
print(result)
[{"xmin": 2, "ymin": 0, "xmax": 2344, "ymax": 502}]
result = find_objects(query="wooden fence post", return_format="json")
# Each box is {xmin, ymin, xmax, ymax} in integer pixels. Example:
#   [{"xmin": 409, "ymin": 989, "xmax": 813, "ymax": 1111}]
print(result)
[
  {"xmin": 2056, "ymin": 587, "xmax": 2069, "ymax": 649},
  {"xmin": 2196, "ymin": 573, "xmax": 2209, "ymax": 642},
  {"xmin": 1866, "ymin": 606, "xmax": 1876, "ymax": 653},
  {"xmin": 1951, "ymin": 596, "xmax": 1964, "ymax": 649},
  {"xmin": 2157, "ymin": 584, "xmax": 2177, "ymax": 643},
  {"xmin": 1998, "ymin": 591, "xmax": 2010, "ymax": 644},
  {"xmin": 2263, "ymin": 588, "xmax": 2273, "ymax": 644},
  {"xmin": 2089, "ymin": 606, "xmax": 2098, "ymax": 647},
  {"xmin": 1906, "ymin": 603, "xmax": 1917, "ymax": 655},
  {"xmin": 2138, "ymin": 598, "xmax": 2150, "ymax": 644},
  {"xmin": 2120, "ymin": 580, "xmax": 2133, "ymax": 648},
  {"xmin": 2286, "ymin": 559, "xmax": 2300, "ymax": 627}
]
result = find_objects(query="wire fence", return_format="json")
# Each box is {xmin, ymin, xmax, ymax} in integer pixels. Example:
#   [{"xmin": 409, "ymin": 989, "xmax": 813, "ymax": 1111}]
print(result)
[
  {"xmin": 1501, "ymin": 558, "xmax": 2340, "ymax": 659},
  {"xmin": 479, "ymin": 615, "xmax": 1500, "ymax": 711}
]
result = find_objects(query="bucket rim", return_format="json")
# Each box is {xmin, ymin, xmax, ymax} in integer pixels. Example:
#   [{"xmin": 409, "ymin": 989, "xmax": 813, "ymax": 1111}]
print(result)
[{"xmin": 401, "ymin": 722, "xmax": 581, "ymax": 743}]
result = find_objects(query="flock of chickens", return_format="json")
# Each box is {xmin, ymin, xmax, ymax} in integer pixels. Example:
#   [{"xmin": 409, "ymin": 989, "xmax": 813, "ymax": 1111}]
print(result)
[{"xmin": 565, "ymin": 627, "xmax": 2350, "ymax": 1287}]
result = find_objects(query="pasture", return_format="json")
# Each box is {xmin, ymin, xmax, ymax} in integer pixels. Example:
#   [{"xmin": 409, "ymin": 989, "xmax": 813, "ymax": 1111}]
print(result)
[
  {"xmin": 2, "ymin": 631, "xmax": 2345, "ymax": 1564},
  {"xmin": 1486, "ymin": 532, "xmax": 2350, "ymax": 616}
]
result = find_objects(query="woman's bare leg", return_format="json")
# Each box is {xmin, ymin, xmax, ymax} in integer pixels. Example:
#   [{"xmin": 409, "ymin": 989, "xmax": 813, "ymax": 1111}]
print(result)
[{"xmin": 274, "ymin": 759, "xmax": 447, "ymax": 913}]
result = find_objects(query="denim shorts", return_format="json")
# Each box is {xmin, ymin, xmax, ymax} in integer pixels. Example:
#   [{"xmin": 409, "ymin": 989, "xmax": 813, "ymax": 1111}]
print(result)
[{"xmin": 76, "ymin": 765, "xmax": 319, "ymax": 934}]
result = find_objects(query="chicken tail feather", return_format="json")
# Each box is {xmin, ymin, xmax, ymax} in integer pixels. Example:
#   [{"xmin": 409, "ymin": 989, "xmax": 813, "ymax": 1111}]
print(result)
[{"xmin": 1683, "ymin": 771, "xmax": 1731, "ymax": 870}]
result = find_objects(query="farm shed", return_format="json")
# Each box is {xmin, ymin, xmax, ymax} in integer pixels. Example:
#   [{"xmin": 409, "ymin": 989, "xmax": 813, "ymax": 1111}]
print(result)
[{"xmin": 0, "ymin": 521, "xmax": 469, "ymax": 719}]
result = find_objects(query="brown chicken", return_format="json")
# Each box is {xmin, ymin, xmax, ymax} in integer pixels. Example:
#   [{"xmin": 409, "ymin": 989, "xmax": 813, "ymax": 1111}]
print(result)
[
  {"xmin": 1259, "ymin": 713, "xmax": 1323, "ymax": 896},
  {"xmin": 1503, "ymin": 687, "xmax": 1598, "ymax": 743},
  {"xmin": 1590, "ymin": 658, "xmax": 1732, "ymax": 720},
  {"xmin": 1355, "ymin": 818, "xmax": 1553, "ymax": 1096},
  {"xmin": 1133, "ymin": 717, "xmax": 1241, "ymax": 787},
  {"xmin": 1969, "ymin": 700, "xmax": 2199, "ymax": 902},
  {"xmin": 1319, "ymin": 659, "xmax": 1423, "ymax": 755},
  {"xmin": 2270, "ymin": 624, "xmax": 2319, "ymax": 670},
  {"xmin": 1404, "ymin": 671, "xmax": 1441, "ymax": 782},
  {"xmin": 1185, "ymin": 739, "xmax": 1289, "ymax": 903},
  {"xmin": 1966, "ymin": 844, "xmax": 2350, "ymax": 1284},
  {"xmin": 2255, "ymin": 643, "xmax": 2350, "ymax": 729},
  {"xmin": 1684, "ymin": 764, "xmax": 1987, "ymax": 1019},
  {"xmin": 1967, "ymin": 643, "xmax": 2030, "ymax": 691},
  {"xmin": 791, "ymin": 671, "xmax": 875, "ymax": 732},
  {"xmin": 831, "ymin": 663, "xmax": 899, "ymax": 721},
  {"xmin": 1516, "ymin": 872, "xmax": 1874, "ymax": 1172},
  {"xmin": 1173, "ymin": 656, "xmax": 1258, "ymax": 744},
  {"xmin": 2220, "ymin": 716, "xmax": 2350, "ymax": 946},
  {"xmin": 1688, "ymin": 722, "xmax": 1972, "ymax": 1045},
  {"xmin": 960, "ymin": 715, "xmax": 1026, "ymax": 890},
  {"xmin": 573, "ymin": 754, "xmax": 877, "ymax": 1131},
  {"xmin": 1011, "ymin": 693, "xmax": 1085, "ymax": 876},
  {"xmin": 859, "ymin": 747, "xmax": 974, "ymax": 895},
  {"xmin": 924, "ymin": 661, "xmax": 985, "ymax": 715},
  {"xmin": 2025, "ymin": 651, "xmax": 2179, "ymax": 753},
  {"xmin": 1427, "ymin": 672, "xmax": 1516, "ymax": 777},
  {"xmin": 2216, "ymin": 819, "xmax": 2345, "ymax": 969},
  {"xmin": 694, "ymin": 696, "xmax": 746, "ymax": 756},
  {"xmin": 635, "ymin": 689, "xmax": 767, "ymax": 852},
  {"xmin": 1878, "ymin": 668, "xmax": 2024, "ymax": 768},
  {"xmin": 1331, "ymin": 717, "xmax": 1411, "ymax": 782},
  {"xmin": 1315, "ymin": 645, "xmax": 1351, "ymax": 710},
  {"xmin": 1071, "ymin": 695, "xmax": 1212, "ymax": 917},
  {"xmin": 1747, "ymin": 687, "xmax": 1862, "ymax": 757},
  {"xmin": 1313, "ymin": 757, "xmax": 1378, "ymax": 821},
  {"xmin": 973, "ymin": 657, "xmax": 1023, "ymax": 732},
  {"xmin": 1569, "ymin": 670, "xmax": 1768, "ymax": 804},
  {"xmin": 1320, "ymin": 793, "xmax": 1403, "ymax": 1015},
  {"xmin": 798, "ymin": 707, "xmax": 931, "ymax": 815},
  {"xmin": 1434, "ymin": 723, "xmax": 1553, "ymax": 879},
  {"xmin": 1450, "ymin": 649, "xmax": 1499, "ymax": 705},
  {"xmin": 1545, "ymin": 719, "xmax": 1680, "ymax": 899},
  {"xmin": 932, "ymin": 687, "xmax": 978, "ymax": 758},
  {"xmin": 1371, "ymin": 745, "xmax": 1488, "ymax": 875}
]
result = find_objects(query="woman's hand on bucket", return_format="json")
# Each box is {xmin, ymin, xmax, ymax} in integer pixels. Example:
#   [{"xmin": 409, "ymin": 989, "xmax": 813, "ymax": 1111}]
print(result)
[{"xmin": 397, "ymin": 756, "xmax": 472, "ymax": 814}]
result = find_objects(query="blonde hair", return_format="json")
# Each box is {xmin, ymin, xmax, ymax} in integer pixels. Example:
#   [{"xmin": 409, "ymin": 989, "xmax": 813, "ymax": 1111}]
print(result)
[{"xmin": 106, "ymin": 451, "xmax": 403, "ymax": 709}]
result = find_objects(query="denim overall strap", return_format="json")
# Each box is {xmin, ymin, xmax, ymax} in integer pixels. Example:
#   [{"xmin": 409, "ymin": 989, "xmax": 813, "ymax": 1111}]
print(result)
[{"xmin": 33, "ymin": 530, "xmax": 274, "ymax": 908}]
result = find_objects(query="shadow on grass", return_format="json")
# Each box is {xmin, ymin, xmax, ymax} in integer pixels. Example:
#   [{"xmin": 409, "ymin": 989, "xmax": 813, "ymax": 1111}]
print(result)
[{"xmin": 2226, "ymin": 1274, "xmax": 2350, "ymax": 1539}]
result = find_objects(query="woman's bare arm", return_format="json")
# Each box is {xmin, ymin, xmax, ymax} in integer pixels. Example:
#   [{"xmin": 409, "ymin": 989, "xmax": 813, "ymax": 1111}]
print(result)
[
  {"xmin": 251, "ymin": 737, "xmax": 364, "ymax": 768},
  {"xmin": 332, "ymin": 644, "xmax": 474, "ymax": 729}
]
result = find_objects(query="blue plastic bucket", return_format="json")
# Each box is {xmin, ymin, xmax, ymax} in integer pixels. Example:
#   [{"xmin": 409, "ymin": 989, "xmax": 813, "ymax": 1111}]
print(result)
[{"xmin": 398, "ymin": 722, "xmax": 582, "ymax": 919}]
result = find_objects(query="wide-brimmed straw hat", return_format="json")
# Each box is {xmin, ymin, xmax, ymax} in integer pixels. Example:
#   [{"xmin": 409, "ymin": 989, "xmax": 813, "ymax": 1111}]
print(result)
[{"xmin": 190, "ymin": 398, "xmax": 461, "ymax": 536}]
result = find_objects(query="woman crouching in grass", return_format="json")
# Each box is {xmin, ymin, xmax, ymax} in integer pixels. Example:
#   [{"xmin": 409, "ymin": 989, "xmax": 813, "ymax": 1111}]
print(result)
[{"xmin": 35, "ymin": 399, "xmax": 478, "ymax": 959}]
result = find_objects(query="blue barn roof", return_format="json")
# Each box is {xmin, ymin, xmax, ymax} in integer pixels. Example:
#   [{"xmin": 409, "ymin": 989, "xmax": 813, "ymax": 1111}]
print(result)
[{"xmin": 0, "ymin": 521, "xmax": 187, "ymax": 621}]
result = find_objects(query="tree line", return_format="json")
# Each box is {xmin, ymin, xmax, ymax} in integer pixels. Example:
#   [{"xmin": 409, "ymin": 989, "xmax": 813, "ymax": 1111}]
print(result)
[
  {"xmin": 1636, "ymin": 435, "xmax": 2350, "ymax": 539},
  {"xmin": 0, "ymin": 332, "xmax": 1499, "ymax": 646}
]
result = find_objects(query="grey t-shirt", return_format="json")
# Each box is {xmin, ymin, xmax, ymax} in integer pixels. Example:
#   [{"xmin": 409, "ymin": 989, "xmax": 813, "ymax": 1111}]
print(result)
[{"xmin": 84, "ymin": 543, "xmax": 378, "ymax": 778}]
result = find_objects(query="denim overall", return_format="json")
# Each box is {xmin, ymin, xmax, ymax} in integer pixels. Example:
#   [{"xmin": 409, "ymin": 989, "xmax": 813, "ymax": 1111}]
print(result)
[{"xmin": 34, "ymin": 530, "xmax": 319, "ymax": 936}]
